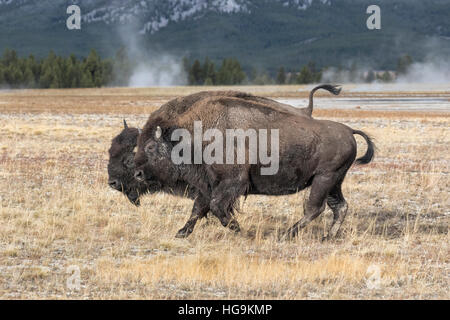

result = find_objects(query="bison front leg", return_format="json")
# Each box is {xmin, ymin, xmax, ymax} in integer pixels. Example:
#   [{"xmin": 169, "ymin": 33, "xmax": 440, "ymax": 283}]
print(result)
[
  {"xmin": 175, "ymin": 195, "xmax": 210, "ymax": 238},
  {"xmin": 210, "ymin": 197, "xmax": 241, "ymax": 233},
  {"xmin": 209, "ymin": 173, "xmax": 250, "ymax": 233}
]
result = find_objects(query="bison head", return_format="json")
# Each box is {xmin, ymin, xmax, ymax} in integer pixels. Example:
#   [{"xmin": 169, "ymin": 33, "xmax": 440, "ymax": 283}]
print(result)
[
  {"xmin": 134, "ymin": 123, "xmax": 180, "ymax": 186},
  {"xmin": 107, "ymin": 120, "xmax": 161, "ymax": 206}
]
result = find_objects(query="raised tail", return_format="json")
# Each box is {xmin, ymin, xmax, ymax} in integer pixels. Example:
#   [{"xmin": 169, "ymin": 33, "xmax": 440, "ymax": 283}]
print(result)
[
  {"xmin": 352, "ymin": 130, "xmax": 375, "ymax": 164},
  {"xmin": 305, "ymin": 84, "xmax": 342, "ymax": 116}
]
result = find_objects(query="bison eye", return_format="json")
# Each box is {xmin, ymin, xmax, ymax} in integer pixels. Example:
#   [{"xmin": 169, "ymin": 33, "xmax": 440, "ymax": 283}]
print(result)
[
  {"xmin": 123, "ymin": 154, "xmax": 134, "ymax": 168},
  {"xmin": 144, "ymin": 140, "xmax": 157, "ymax": 154}
]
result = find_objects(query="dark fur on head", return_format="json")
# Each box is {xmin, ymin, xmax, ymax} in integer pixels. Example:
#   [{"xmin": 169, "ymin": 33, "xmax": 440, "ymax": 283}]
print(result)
[
  {"xmin": 107, "ymin": 124, "xmax": 159, "ymax": 206},
  {"xmin": 108, "ymin": 122, "xmax": 199, "ymax": 206}
]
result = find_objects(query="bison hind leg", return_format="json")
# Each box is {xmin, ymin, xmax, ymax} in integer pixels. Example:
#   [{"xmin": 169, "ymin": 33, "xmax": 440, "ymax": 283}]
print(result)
[
  {"xmin": 282, "ymin": 173, "xmax": 339, "ymax": 240},
  {"xmin": 322, "ymin": 184, "xmax": 348, "ymax": 241}
]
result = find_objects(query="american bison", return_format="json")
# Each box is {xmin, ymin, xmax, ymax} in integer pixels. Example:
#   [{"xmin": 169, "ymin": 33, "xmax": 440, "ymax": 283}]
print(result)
[
  {"xmin": 108, "ymin": 85, "xmax": 355, "ymax": 239},
  {"xmin": 133, "ymin": 85, "xmax": 374, "ymax": 240}
]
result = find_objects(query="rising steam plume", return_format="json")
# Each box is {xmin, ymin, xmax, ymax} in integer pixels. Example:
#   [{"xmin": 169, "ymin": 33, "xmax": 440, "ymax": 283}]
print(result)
[{"xmin": 116, "ymin": 25, "xmax": 187, "ymax": 87}]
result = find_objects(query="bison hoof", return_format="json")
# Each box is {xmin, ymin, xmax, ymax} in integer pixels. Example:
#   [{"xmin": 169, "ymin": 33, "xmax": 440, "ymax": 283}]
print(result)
[
  {"xmin": 278, "ymin": 230, "xmax": 297, "ymax": 242},
  {"xmin": 228, "ymin": 220, "xmax": 241, "ymax": 233},
  {"xmin": 175, "ymin": 228, "xmax": 191, "ymax": 238}
]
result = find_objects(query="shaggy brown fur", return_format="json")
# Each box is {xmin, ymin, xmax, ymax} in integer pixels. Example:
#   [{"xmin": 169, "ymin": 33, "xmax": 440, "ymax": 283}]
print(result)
[{"xmin": 135, "ymin": 87, "xmax": 374, "ymax": 239}]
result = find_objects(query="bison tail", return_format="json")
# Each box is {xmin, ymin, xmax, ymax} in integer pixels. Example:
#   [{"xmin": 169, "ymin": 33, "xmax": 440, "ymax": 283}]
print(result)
[
  {"xmin": 353, "ymin": 130, "xmax": 375, "ymax": 165},
  {"xmin": 306, "ymin": 84, "xmax": 342, "ymax": 116}
]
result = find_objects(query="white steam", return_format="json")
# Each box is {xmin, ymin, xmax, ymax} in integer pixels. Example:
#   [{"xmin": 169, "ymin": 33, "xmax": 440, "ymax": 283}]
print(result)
[
  {"xmin": 117, "ymin": 25, "xmax": 187, "ymax": 87},
  {"xmin": 321, "ymin": 58, "xmax": 450, "ymax": 84},
  {"xmin": 397, "ymin": 37, "xmax": 450, "ymax": 83},
  {"xmin": 396, "ymin": 58, "xmax": 450, "ymax": 84},
  {"xmin": 320, "ymin": 63, "xmax": 382, "ymax": 84},
  {"xmin": 128, "ymin": 56, "xmax": 186, "ymax": 87},
  {"xmin": 321, "ymin": 36, "xmax": 450, "ymax": 85},
  {"xmin": 320, "ymin": 67, "xmax": 367, "ymax": 83}
]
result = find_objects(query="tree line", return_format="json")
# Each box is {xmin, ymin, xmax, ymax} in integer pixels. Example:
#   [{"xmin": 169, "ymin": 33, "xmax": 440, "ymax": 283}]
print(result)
[
  {"xmin": 184, "ymin": 57, "xmax": 247, "ymax": 85},
  {"xmin": 0, "ymin": 48, "xmax": 108, "ymax": 88},
  {"xmin": 0, "ymin": 47, "xmax": 414, "ymax": 88},
  {"xmin": 0, "ymin": 47, "xmax": 135, "ymax": 89},
  {"xmin": 320, "ymin": 55, "xmax": 413, "ymax": 84},
  {"xmin": 184, "ymin": 55, "xmax": 413, "ymax": 85},
  {"xmin": 183, "ymin": 59, "xmax": 322, "ymax": 85}
]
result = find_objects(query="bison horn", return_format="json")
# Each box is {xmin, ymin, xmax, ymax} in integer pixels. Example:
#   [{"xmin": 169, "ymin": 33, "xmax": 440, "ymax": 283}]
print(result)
[
  {"xmin": 138, "ymin": 128, "xmax": 142, "ymax": 135},
  {"xmin": 155, "ymin": 126, "xmax": 162, "ymax": 139},
  {"xmin": 123, "ymin": 119, "xmax": 128, "ymax": 129}
]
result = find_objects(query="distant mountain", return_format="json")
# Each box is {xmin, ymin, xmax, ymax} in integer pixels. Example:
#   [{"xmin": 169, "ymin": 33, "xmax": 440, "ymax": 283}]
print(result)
[{"xmin": 1, "ymin": 0, "xmax": 449, "ymax": 73}]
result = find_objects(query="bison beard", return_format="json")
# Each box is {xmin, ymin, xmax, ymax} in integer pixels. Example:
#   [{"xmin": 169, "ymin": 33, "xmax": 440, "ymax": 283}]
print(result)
[
  {"xmin": 107, "ymin": 122, "xmax": 201, "ymax": 206},
  {"xmin": 134, "ymin": 86, "xmax": 375, "ymax": 240}
]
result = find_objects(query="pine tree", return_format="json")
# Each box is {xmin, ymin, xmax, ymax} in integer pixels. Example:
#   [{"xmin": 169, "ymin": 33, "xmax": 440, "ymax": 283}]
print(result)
[
  {"xmin": 22, "ymin": 66, "xmax": 35, "ymax": 87},
  {"xmin": 26, "ymin": 55, "xmax": 39, "ymax": 87},
  {"xmin": 50, "ymin": 71, "xmax": 61, "ymax": 89},
  {"xmin": 0, "ymin": 64, "xmax": 5, "ymax": 86},
  {"xmin": 365, "ymin": 70, "xmax": 376, "ymax": 83},
  {"xmin": 232, "ymin": 59, "xmax": 246, "ymax": 84},
  {"xmin": 84, "ymin": 49, "xmax": 103, "ymax": 87},
  {"xmin": 80, "ymin": 69, "xmax": 94, "ymax": 88},
  {"xmin": 2, "ymin": 48, "xmax": 18, "ymax": 66},
  {"xmin": 52, "ymin": 56, "xmax": 64, "ymax": 88},
  {"xmin": 217, "ymin": 59, "xmax": 230, "ymax": 85},
  {"xmin": 64, "ymin": 55, "xmax": 77, "ymax": 88},
  {"xmin": 202, "ymin": 58, "xmax": 216, "ymax": 85},
  {"xmin": 296, "ymin": 65, "xmax": 313, "ymax": 84},
  {"xmin": 276, "ymin": 67, "xmax": 286, "ymax": 84},
  {"xmin": 57, "ymin": 57, "xmax": 70, "ymax": 88},
  {"xmin": 39, "ymin": 64, "xmax": 53, "ymax": 88},
  {"xmin": 379, "ymin": 71, "xmax": 393, "ymax": 83},
  {"xmin": 102, "ymin": 59, "xmax": 114, "ymax": 86},
  {"xmin": 5, "ymin": 64, "xmax": 23, "ymax": 88},
  {"xmin": 38, "ymin": 51, "xmax": 57, "ymax": 88},
  {"xmin": 190, "ymin": 59, "xmax": 202, "ymax": 85},
  {"xmin": 201, "ymin": 58, "xmax": 210, "ymax": 82},
  {"xmin": 217, "ymin": 58, "xmax": 245, "ymax": 85}
]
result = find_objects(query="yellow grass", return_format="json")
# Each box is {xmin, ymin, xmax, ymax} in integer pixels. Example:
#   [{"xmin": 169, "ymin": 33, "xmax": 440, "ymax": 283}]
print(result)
[{"xmin": 0, "ymin": 86, "xmax": 448, "ymax": 299}]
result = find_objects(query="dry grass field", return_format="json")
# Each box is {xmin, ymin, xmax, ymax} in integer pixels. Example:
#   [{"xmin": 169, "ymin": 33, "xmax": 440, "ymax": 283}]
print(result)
[{"xmin": 0, "ymin": 85, "xmax": 448, "ymax": 299}]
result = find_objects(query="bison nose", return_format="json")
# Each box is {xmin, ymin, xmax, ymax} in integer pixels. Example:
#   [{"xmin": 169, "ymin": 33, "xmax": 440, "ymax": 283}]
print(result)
[
  {"xmin": 134, "ymin": 169, "xmax": 145, "ymax": 182},
  {"xmin": 108, "ymin": 179, "xmax": 120, "ymax": 190}
]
